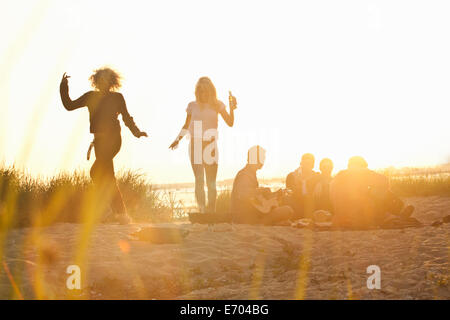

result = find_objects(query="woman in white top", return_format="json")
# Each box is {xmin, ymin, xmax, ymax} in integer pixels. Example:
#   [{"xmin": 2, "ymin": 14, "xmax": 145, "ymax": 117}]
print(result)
[{"xmin": 169, "ymin": 77, "xmax": 236, "ymax": 213}]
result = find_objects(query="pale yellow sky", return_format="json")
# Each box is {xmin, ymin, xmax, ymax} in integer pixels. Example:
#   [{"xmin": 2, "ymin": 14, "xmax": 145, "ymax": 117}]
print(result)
[{"xmin": 1, "ymin": 0, "xmax": 449, "ymax": 183}]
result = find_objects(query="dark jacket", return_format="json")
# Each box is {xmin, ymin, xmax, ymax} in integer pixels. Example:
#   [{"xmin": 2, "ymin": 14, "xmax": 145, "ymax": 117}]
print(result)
[
  {"xmin": 285, "ymin": 169, "xmax": 321, "ymax": 200},
  {"xmin": 60, "ymin": 82, "xmax": 141, "ymax": 136}
]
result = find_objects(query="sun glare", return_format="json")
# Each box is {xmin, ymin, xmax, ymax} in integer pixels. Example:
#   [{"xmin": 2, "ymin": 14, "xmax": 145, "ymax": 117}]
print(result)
[
  {"xmin": 0, "ymin": 0, "xmax": 449, "ymax": 303},
  {"xmin": 1, "ymin": 0, "xmax": 449, "ymax": 183}
]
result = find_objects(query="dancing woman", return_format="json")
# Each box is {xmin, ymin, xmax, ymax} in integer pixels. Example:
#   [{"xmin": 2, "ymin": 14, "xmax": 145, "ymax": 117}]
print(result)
[{"xmin": 60, "ymin": 67, "xmax": 147, "ymax": 224}]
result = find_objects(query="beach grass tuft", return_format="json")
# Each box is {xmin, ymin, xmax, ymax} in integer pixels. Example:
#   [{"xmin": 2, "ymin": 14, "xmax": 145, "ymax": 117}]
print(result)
[{"xmin": 0, "ymin": 167, "xmax": 181, "ymax": 229}]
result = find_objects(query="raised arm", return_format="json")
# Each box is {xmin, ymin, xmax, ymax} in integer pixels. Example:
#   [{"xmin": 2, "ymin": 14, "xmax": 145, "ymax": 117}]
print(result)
[
  {"xmin": 219, "ymin": 94, "xmax": 237, "ymax": 127},
  {"xmin": 59, "ymin": 73, "xmax": 89, "ymax": 111},
  {"xmin": 119, "ymin": 93, "xmax": 147, "ymax": 138},
  {"xmin": 219, "ymin": 107, "xmax": 234, "ymax": 127}
]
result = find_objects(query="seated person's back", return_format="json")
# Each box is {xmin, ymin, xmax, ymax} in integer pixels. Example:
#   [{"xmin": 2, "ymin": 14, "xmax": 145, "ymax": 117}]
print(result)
[
  {"xmin": 231, "ymin": 146, "xmax": 293, "ymax": 225},
  {"xmin": 231, "ymin": 163, "xmax": 261, "ymax": 224},
  {"xmin": 330, "ymin": 156, "xmax": 398, "ymax": 228}
]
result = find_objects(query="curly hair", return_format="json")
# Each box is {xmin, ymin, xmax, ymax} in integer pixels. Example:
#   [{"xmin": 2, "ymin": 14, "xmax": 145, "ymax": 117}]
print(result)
[{"xmin": 89, "ymin": 67, "xmax": 122, "ymax": 91}]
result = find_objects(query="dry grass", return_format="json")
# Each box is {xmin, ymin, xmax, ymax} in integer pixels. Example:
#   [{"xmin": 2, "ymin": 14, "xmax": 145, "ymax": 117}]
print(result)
[
  {"xmin": 379, "ymin": 167, "xmax": 450, "ymax": 196},
  {"xmin": 216, "ymin": 189, "xmax": 231, "ymax": 215},
  {"xmin": 389, "ymin": 175, "xmax": 450, "ymax": 197},
  {"xmin": 0, "ymin": 167, "xmax": 182, "ymax": 229}
]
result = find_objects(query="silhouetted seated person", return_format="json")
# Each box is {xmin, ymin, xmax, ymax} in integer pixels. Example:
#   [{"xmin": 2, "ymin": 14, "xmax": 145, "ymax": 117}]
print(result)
[
  {"xmin": 330, "ymin": 156, "xmax": 414, "ymax": 229},
  {"xmin": 231, "ymin": 146, "xmax": 293, "ymax": 225},
  {"xmin": 285, "ymin": 153, "xmax": 321, "ymax": 219},
  {"xmin": 313, "ymin": 158, "xmax": 334, "ymax": 213}
]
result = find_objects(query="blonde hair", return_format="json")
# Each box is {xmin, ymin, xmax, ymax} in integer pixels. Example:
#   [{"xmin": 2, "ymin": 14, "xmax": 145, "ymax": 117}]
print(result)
[
  {"xmin": 195, "ymin": 77, "xmax": 219, "ymax": 111},
  {"xmin": 89, "ymin": 67, "xmax": 122, "ymax": 91}
]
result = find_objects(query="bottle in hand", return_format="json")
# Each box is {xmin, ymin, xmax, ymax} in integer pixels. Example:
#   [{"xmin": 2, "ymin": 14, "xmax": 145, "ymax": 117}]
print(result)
[{"xmin": 229, "ymin": 91, "xmax": 237, "ymax": 110}]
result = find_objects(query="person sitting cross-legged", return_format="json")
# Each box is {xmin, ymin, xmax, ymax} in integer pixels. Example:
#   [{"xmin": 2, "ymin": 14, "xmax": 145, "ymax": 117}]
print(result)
[
  {"xmin": 330, "ymin": 156, "xmax": 414, "ymax": 229},
  {"xmin": 230, "ymin": 146, "xmax": 293, "ymax": 225}
]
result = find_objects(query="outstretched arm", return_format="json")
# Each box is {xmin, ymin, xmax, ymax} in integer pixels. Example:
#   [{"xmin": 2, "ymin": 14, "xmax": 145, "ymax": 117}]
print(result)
[
  {"xmin": 119, "ymin": 94, "xmax": 147, "ymax": 138},
  {"xmin": 59, "ymin": 73, "xmax": 89, "ymax": 111},
  {"xmin": 169, "ymin": 114, "xmax": 191, "ymax": 149}
]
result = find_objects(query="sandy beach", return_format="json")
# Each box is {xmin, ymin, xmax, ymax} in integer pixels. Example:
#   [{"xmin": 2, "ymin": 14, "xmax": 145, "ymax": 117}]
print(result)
[{"xmin": 1, "ymin": 196, "xmax": 448, "ymax": 300}]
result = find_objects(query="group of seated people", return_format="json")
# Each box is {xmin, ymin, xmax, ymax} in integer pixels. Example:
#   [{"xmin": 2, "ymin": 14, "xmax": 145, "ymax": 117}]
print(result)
[{"xmin": 230, "ymin": 146, "xmax": 414, "ymax": 229}]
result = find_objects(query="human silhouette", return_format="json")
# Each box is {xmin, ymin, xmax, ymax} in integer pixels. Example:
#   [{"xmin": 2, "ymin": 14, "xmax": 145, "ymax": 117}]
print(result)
[
  {"xmin": 169, "ymin": 77, "xmax": 236, "ymax": 213},
  {"xmin": 230, "ymin": 146, "xmax": 293, "ymax": 225},
  {"xmin": 313, "ymin": 158, "xmax": 334, "ymax": 212},
  {"xmin": 330, "ymin": 156, "xmax": 414, "ymax": 228},
  {"xmin": 60, "ymin": 67, "xmax": 147, "ymax": 224},
  {"xmin": 285, "ymin": 153, "xmax": 321, "ymax": 219}
]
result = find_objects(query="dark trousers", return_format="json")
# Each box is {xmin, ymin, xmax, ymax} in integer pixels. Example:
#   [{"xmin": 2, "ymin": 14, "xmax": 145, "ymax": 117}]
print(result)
[
  {"xmin": 90, "ymin": 132, "xmax": 126, "ymax": 216},
  {"xmin": 370, "ymin": 189, "xmax": 405, "ymax": 224},
  {"xmin": 189, "ymin": 138, "xmax": 218, "ymax": 213},
  {"xmin": 333, "ymin": 188, "xmax": 406, "ymax": 228},
  {"xmin": 284, "ymin": 193, "xmax": 314, "ymax": 220}
]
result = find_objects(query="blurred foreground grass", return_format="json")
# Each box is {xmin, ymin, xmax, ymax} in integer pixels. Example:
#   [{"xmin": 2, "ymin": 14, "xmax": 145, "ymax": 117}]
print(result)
[{"xmin": 0, "ymin": 167, "xmax": 184, "ymax": 229}]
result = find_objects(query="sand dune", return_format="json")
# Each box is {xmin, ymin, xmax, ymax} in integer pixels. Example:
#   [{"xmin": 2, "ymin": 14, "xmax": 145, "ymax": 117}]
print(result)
[{"xmin": 0, "ymin": 196, "xmax": 449, "ymax": 299}]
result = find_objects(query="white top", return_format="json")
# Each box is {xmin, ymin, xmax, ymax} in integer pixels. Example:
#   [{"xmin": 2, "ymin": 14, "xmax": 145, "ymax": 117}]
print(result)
[{"xmin": 186, "ymin": 100, "xmax": 226, "ymax": 139}]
